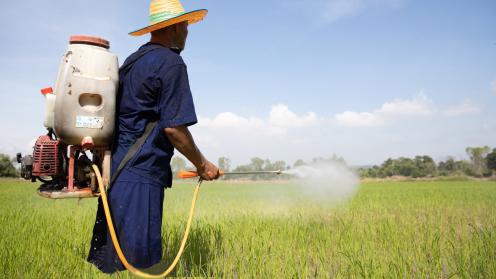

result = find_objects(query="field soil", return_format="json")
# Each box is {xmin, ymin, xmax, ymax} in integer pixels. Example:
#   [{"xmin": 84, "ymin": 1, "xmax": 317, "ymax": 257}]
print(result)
[{"xmin": 0, "ymin": 180, "xmax": 495, "ymax": 278}]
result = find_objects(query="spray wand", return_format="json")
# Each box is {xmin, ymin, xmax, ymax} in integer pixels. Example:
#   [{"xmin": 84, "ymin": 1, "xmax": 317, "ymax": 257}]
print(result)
[{"xmin": 177, "ymin": 170, "xmax": 283, "ymax": 179}]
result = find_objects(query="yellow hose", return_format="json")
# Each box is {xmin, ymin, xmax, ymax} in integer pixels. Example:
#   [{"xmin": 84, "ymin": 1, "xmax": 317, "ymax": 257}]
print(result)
[{"xmin": 92, "ymin": 165, "xmax": 202, "ymax": 278}]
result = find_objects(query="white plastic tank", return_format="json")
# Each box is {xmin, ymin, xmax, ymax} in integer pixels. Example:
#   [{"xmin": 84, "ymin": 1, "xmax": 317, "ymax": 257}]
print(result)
[
  {"xmin": 53, "ymin": 35, "xmax": 119, "ymax": 147},
  {"xmin": 41, "ymin": 87, "xmax": 56, "ymax": 129}
]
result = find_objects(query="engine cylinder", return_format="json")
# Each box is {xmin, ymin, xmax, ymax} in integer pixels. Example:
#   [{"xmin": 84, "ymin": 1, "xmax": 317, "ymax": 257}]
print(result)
[{"xmin": 32, "ymin": 136, "xmax": 60, "ymax": 177}]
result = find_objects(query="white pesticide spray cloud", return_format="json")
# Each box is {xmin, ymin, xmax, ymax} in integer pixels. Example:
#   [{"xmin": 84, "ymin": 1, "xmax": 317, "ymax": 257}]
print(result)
[{"xmin": 285, "ymin": 161, "xmax": 360, "ymax": 202}]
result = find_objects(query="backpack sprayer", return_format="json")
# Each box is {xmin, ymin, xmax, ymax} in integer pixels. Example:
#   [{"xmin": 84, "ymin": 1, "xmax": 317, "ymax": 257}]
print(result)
[
  {"xmin": 17, "ymin": 35, "xmax": 117, "ymax": 199},
  {"xmin": 17, "ymin": 35, "xmax": 282, "ymax": 278}
]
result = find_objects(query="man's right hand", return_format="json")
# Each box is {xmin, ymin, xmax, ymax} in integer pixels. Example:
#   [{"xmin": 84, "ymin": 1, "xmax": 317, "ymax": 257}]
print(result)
[{"xmin": 198, "ymin": 160, "xmax": 220, "ymax": 181}]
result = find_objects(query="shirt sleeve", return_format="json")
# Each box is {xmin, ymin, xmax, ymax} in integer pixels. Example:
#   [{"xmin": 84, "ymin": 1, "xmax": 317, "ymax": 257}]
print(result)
[{"xmin": 157, "ymin": 64, "xmax": 198, "ymax": 129}]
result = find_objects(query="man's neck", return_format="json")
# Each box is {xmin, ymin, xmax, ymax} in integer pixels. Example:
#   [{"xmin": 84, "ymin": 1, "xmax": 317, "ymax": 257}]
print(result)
[
  {"xmin": 148, "ymin": 40, "xmax": 182, "ymax": 54},
  {"xmin": 150, "ymin": 36, "xmax": 178, "ymax": 48}
]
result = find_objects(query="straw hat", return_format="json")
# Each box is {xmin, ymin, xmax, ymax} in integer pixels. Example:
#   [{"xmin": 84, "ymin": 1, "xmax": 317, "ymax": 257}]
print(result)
[{"xmin": 129, "ymin": 0, "xmax": 207, "ymax": 36}]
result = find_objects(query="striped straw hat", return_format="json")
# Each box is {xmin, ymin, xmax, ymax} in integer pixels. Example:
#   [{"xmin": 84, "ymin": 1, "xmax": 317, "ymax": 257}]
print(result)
[{"xmin": 129, "ymin": 0, "xmax": 207, "ymax": 36}]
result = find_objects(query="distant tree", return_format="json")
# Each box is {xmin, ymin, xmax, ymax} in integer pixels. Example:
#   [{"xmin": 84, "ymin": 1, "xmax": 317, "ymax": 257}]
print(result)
[
  {"xmin": 262, "ymin": 160, "xmax": 286, "ymax": 180},
  {"xmin": 170, "ymin": 156, "xmax": 187, "ymax": 176},
  {"xmin": 264, "ymin": 159, "xmax": 272, "ymax": 170},
  {"xmin": 438, "ymin": 157, "xmax": 474, "ymax": 176},
  {"xmin": 231, "ymin": 157, "xmax": 289, "ymax": 180},
  {"xmin": 358, "ymin": 168, "xmax": 368, "ymax": 178},
  {"xmin": 359, "ymin": 166, "xmax": 381, "ymax": 178},
  {"xmin": 312, "ymin": 155, "xmax": 346, "ymax": 165},
  {"xmin": 231, "ymin": 157, "xmax": 264, "ymax": 180},
  {"xmin": 250, "ymin": 157, "xmax": 265, "ymax": 171},
  {"xmin": 394, "ymin": 157, "xmax": 416, "ymax": 177},
  {"xmin": 379, "ymin": 158, "xmax": 395, "ymax": 177},
  {"xmin": 438, "ymin": 158, "xmax": 456, "ymax": 176},
  {"xmin": 329, "ymin": 154, "xmax": 346, "ymax": 165},
  {"xmin": 232, "ymin": 164, "xmax": 251, "ymax": 173},
  {"xmin": 370, "ymin": 165, "xmax": 381, "ymax": 177},
  {"xmin": 457, "ymin": 160, "xmax": 475, "ymax": 176},
  {"xmin": 271, "ymin": 160, "xmax": 287, "ymax": 171},
  {"xmin": 466, "ymin": 146, "xmax": 490, "ymax": 177},
  {"xmin": 412, "ymin": 155, "xmax": 437, "ymax": 177},
  {"xmin": 293, "ymin": 159, "xmax": 306, "ymax": 168},
  {"xmin": 218, "ymin": 157, "xmax": 231, "ymax": 172},
  {"xmin": 486, "ymin": 148, "xmax": 496, "ymax": 175},
  {"xmin": 438, "ymin": 157, "xmax": 455, "ymax": 175},
  {"xmin": 0, "ymin": 154, "xmax": 17, "ymax": 177}
]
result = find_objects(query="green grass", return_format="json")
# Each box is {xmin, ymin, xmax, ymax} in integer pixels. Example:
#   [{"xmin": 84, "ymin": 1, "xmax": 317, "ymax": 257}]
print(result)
[{"xmin": 0, "ymin": 180, "xmax": 495, "ymax": 278}]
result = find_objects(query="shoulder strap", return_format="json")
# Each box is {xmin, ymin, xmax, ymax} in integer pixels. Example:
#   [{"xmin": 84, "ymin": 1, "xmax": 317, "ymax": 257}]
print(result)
[
  {"xmin": 119, "ymin": 44, "xmax": 163, "ymax": 73},
  {"xmin": 109, "ymin": 121, "xmax": 158, "ymax": 188}
]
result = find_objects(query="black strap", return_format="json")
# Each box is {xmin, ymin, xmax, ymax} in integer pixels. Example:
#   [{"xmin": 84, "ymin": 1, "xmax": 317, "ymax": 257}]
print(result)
[{"xmin": 109, "ymin": 121, "xmax": 158, "ymax": 188}]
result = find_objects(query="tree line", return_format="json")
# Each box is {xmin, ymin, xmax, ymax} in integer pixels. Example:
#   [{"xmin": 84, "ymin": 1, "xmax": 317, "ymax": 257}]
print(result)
[
  {"xmin": 174, "ymin": 146, "xmax": 496, "ymax": 180},
  {"xmin": 359, "ymin": 146, "xmax": 496, "ymax": 178}
]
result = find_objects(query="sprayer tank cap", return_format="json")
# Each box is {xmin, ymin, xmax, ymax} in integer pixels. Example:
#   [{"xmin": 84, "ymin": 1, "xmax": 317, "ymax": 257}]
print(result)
[{"xmin": 69, "ymin": 35, "xmax": 110, "ymax": 49}]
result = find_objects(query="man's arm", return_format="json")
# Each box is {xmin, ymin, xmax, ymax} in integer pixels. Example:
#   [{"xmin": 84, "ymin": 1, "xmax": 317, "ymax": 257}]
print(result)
[{"xmin": 165, "ymin": 125, "xmax": 220, "ymax": 181}]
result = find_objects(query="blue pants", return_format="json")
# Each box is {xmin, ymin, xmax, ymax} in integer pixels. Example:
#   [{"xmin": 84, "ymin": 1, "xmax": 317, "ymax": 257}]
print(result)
[{"xmin": 87, "ymin": 168, "xmax": 165, "ymax": 273}]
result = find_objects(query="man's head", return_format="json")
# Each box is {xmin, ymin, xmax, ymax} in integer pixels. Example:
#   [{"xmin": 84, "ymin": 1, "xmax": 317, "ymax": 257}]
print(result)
[{"xmin": 150, "ymin": 21, "xmax": 189, "ymax": 51}]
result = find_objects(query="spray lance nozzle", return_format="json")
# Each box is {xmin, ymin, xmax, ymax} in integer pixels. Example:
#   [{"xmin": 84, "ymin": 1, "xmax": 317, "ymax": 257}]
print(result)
[{"xmin": 177, "ymin": 170, "xmax": 283, "ymax": 179}]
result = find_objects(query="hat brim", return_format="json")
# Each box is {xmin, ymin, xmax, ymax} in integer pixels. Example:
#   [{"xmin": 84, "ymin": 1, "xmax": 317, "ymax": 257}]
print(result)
[{"xmin": 129, "ymin": 9, "xmax": 208, "ymax": 36}]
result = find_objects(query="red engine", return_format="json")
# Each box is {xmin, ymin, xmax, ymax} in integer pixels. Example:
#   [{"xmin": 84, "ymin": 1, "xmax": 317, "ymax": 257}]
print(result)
[
  {"xmin": 32, "ymin": 135, "xmax": 61, "ymax": 177},
  {"xmin": 18, "ymin": 132, "xmax": 111, "ymax": 199}
]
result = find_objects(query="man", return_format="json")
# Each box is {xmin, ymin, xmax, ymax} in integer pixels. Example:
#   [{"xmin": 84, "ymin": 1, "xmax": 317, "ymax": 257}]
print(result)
[{"xmin": 87, "ymin": 0, "xmax": 219, "ymax": 273}]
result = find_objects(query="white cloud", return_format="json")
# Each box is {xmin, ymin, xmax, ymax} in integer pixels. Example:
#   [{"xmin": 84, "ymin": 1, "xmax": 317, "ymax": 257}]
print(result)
[
  {"xmin": 334, "ymin": 94, "xmax": 434, "ymax": 127},
  {"xmin": 322, "ymin": 0, "xmax": 404, "ymax": 22},
  {"xmin": 269, "ymin": 104, "xmax": 318, "ymax": 128},
  {"xmin": 334, "ymin": 111, "xmax": 383, "ymax": 127},
  {"xmin": 443, "ymin": 100, "xmax": 480, "ymax": 117},
  {"xmin": 198, "ymin": 105, "xmax": 318, "ymax": 133},
  {"xmin": 378, "ymin": 94, "xmax": 433, "ymax": 116},
  {"xmin": 198, "ymin": 112, "xmax": 284, "ymax": 137},
  {"xmin": 199, "ymin": 112, "xmax": 266, "ymax": 129}
]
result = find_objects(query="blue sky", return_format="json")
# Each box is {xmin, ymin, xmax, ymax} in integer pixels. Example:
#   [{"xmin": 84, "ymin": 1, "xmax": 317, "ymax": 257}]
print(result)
[{"xmin": 0, "ymin": 0, "xmax": 495, "ymax": 166}]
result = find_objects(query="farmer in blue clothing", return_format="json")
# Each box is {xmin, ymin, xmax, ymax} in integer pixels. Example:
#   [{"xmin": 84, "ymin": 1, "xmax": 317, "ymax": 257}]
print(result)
[{"xmin": 87, "ymin": 0, "xmax": 220, "ymax": 273}]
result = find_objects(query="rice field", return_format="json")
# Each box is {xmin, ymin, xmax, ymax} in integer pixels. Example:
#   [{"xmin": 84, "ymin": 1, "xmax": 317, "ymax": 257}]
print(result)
[{"xmin": 0, "ymin": 179, "xmax": 495, "ymax": 278}]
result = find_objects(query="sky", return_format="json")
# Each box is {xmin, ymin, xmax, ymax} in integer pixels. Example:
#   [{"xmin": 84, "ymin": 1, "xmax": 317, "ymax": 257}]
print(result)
[{"xmin": 0, "ymin": 0, "xmax": 495, "ymax": 167}]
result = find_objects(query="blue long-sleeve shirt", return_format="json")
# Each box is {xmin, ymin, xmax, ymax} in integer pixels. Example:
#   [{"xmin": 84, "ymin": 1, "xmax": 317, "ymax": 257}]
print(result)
[{"xmin": 112, "ymin": 43, "xmax": 197, "ymax": 187}]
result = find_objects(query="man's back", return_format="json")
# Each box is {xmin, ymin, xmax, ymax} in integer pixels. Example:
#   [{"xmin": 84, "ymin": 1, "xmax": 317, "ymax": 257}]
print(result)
[{"xmin": 112, "ymin": 43, "xmax": 197, "ymax": 187}]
